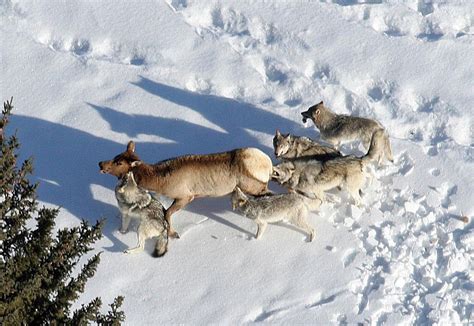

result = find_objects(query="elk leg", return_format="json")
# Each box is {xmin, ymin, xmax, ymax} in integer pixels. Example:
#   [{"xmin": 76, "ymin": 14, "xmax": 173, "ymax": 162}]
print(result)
[{"xmin": 166, "ymin": 196, "xmax": 194, "ymax": 239}]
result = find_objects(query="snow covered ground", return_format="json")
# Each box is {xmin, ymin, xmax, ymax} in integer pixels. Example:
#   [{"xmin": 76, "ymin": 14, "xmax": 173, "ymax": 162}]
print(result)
[{"xmin": 2, "ymin": 0, "xmax": 473, "ymax": 324}]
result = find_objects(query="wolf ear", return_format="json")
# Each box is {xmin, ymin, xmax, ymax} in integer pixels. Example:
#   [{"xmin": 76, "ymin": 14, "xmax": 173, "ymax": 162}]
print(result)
[
  {"xmin": 318, "ymin": 101, "xmax": 324, "ymax": 105},
  {"xmin": 286, "ymin": 162, "xmax": 296, "ymax": 172},
  {"xmin": 272, "ymin": 167, "xmax": 280, "ymax": 177},
  {"xmin": 127, "ymin": 141, "xmax": 135, "ymax": 153},
  {"xmin": 275, "ymin": 129, "xmax": 281, "ymax": 137},
  {"xmin": 127, "ymin": 171, "xmax": 137, "ymax": 183}
]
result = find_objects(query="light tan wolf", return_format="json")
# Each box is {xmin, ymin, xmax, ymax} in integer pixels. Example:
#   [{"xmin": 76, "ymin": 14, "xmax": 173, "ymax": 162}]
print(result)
[
  {"xmin": 301, "ymin": 101, "xmax": 393, "ymax": 163},
  {"xmin": 116, "ymin": 170, "xmax": 168, "ymax": 257},
  {"xmin": 272, "ymin": 129, "xmax": 385, "ymax": 205},
  {"xmin": 99, "ymin": 141, "xmax": 273, "ymax": 238},
  {"xmin": 273, "ymin": 129, "xmax": 341, "ymax": 161},
  {"xmin": 231, "ymin": 187, "xmax": 320, "ymax": 241}
]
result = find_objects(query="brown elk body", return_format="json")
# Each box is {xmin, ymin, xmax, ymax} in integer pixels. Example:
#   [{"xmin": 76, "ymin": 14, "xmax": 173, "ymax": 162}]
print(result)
[{"xmin": 99, "ymin": 141, "xmax": 273, "ymax": 238}]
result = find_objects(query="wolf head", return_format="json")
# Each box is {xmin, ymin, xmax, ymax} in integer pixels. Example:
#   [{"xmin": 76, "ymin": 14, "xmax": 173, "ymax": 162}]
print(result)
[
  {"xmin": 231, "ymin": 187, "xmax": 249, "ymax": 210},
  {"xmin": 116, "ymin": 171, "xmax": 138, "ymax": 194},
  {"xmin": 99, "ymin": 141, "xmax": 141, "ymax": 178},
  {"xmin": 271, "ymin": 162, "xmax": 295, "ymax": 184},
  {"xmin": 301, "ymin": 101, "xmax": 332, "ymax": 126},
  {"xmin": 273, "ymin": 130, "xmax": 293, "ymax": 158}
]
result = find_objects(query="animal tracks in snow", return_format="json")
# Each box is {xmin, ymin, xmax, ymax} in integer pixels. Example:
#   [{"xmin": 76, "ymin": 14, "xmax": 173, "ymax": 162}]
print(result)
[
  {"xmin": 321, "ymin": 0, "xmax": 474, "ymax": 44},
  {"xmin": 342, "ymin": 249, "xmax": 358, "ymax": 268},
  {"xmin": 246, "ymin": 290, "xmax": 346, "ymax": 323},
  {"xmin": 35, "ymin": 32, "xmax": 155, "ymax": 67}
]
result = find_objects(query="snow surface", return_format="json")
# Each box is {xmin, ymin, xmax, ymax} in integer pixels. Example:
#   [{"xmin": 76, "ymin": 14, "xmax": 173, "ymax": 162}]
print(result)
[{"xmin": 2, "ymin": 0, "xmax": 473, "ymax": 324}]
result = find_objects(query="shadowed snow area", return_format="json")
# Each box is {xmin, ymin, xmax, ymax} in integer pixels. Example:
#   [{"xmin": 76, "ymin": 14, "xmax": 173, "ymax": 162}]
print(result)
[{"xmin": 2, "ymin": 0, "xmax": 473, "ymax": 324}]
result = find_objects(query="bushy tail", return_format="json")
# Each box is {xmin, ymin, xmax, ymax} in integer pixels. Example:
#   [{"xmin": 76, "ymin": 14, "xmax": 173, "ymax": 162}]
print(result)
[
  {"xmin": 152, "ymin": 233, "xmax": 168, "ymax": 258},
  {"xmin": 384, "ymin": 131, "xmax": 394, "ymax": 163},
  {"xmin": 362, "ymin": 129, "xmax": 386, "ymax": 166}
]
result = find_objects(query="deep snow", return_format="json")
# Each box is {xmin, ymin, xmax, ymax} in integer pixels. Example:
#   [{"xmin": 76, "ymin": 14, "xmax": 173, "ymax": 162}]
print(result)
[{"xmin": 2, "ymin": 0, "xmax": 473, "ymax": 324}]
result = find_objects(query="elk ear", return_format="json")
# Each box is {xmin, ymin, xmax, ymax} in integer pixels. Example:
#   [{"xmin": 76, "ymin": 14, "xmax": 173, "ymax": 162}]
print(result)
[
  {"xmin": 131, "ymin": 160, "xmax": 142, "ymax": 167},
  {"xmin": 127, "ymin": 141, "xmax": 135, "ymax": 153}
]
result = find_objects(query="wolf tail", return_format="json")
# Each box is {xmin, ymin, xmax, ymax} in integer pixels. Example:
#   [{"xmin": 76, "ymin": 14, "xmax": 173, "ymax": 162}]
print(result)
[
  {"xmin": 362, "ymin": 129, "xmax": 386, "ymax": 166},
  {"xmin": 152, "ymin": 232, "xmax": 168, "ymax": 258},
  {"xmin": 383, "ymin": 131, "xmax": 394, "ymax": 163}
]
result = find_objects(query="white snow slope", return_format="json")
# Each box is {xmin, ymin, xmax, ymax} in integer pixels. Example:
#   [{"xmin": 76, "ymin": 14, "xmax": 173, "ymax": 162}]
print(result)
[{"xmin": 2, "ymin": 0, "xmax": 473, "ymax": 324}]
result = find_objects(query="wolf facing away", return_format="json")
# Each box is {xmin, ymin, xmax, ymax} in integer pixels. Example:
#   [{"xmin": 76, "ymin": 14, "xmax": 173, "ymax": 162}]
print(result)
[
  {"xmin": 301, "ymin": 101, "xmax": 393, "ymax": 163},
  {"xmin": 272, "ymin": 130, "xmax": 384, "ymax": 205},
  {"xmin": 273, "ymin": 129, "xmax": 341, "ymax": 161},
  {"xmin": 116, "ymin": 170, "xmax": 168, "ymax": 257},
  {"xmin": 231, "ymin": 187, "xmax": 320, "ymax": 241},
  {"xmin": 99, "ymin": 141, "xmax": 273, "ymax": 238}
]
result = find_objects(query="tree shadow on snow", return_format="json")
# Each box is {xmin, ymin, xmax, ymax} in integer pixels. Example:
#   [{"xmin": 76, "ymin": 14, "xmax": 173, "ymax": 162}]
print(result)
[{"xmin": 9, "ymin": 115, "xmax": 147, "ymax": 254}]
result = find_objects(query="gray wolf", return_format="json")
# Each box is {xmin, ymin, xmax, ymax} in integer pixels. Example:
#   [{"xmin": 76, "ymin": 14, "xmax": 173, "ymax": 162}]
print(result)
[
  {"xmin": 231, "ymin": 187, "xmax": 320, "ymax": 241},
  {"xmin": 273, "ymin": 129, "xmax": 341, "ymax": 161},
  {"xmin": 100, "ymin": 141, "xmax": 273, "ymax": 238},
  {"xmin": 301, "ymin": 101, "xmax": 393, "ymax": 163},
  {"xmin": 272, "ymin": 130, "xmax": 384, "ymax": 205},
  {"xmin": 116, "ymin": 170, "xmax": 168, "ymax": 257}
]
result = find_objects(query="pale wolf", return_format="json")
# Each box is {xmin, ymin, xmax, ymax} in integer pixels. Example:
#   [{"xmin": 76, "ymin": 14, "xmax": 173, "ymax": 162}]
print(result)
[
  {"xmin": 301, "ymin": 101, "xmax": 393, "ymax": 163},
  {"xmin": 116, "ymin": 170, "xmax": 168, "ymax": 257},
  {"xmin": 231, "ymin": 187, "xmax": 320, "ymax": 241},
  {"xmin": 273, "ymin": 129, "xmax": 341, "ymax": 161},
  {"xmin": 272, "ymin": 129, "xmax": 385, "ymax": 205},
  {"xmin": 100, "ymin": 141, "xmax": 273, "ymax": 238}
]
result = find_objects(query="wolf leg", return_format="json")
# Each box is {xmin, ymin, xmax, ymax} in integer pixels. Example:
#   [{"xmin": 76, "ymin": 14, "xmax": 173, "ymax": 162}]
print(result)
[
  {"xmin": 347, "ymin": 184, "xmax": 363, "ymax": 206},
  {"xmin": 255, "ymin": 220, "xmax": 267, "ymax": 239},
  {"xmin": 326, "ymin": 137, "xmax": 340, "ymax": 150},
  {"xmin": 165, "ymin": 196, "xmax": 194, "ymax": 239},
  {"xmin": 291, "ymin": 213, "xmax": 315, "ymax": 242},
  {"xmin": 120, "ymin": 212, "xmax": 132, "ymax": 234},
  {"xmin": 125, "ymin": 231, "xmax": 145, "ymax": 254},
  {"xmin": 362, "ymin": 135, "xmax": 372, "ymax": 151},
  {"xmin": 127, "ymin": 203, "xmax": 139, "ymax": 214}
]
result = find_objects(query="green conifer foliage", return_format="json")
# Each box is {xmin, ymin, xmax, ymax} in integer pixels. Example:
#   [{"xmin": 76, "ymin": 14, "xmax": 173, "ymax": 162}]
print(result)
[{"xmin": 0, "ymin": 98, "xmax": 125, "ymax": 325}]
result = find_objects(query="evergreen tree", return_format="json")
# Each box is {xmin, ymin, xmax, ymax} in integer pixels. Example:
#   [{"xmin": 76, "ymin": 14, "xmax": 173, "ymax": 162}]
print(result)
[{"xmin": 0, "ymin": 98, "xmax": 125, "ymax": 325}]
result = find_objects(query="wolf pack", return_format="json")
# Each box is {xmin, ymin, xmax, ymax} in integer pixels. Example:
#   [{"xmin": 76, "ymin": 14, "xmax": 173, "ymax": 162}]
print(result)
[{"xmin": 99, "ymin": 101, "xmax": 393, "ymax": 257}]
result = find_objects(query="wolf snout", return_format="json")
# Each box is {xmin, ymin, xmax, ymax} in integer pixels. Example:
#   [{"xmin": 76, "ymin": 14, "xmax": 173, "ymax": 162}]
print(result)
[{"xmin": 301, "ymin": 111, "xmax": 311, "ymax": 123}]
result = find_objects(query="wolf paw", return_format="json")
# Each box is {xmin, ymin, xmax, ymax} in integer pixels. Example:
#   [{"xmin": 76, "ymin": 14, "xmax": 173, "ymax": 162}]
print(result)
[
  {"xmin": 124, "ymin": 247, "xmax": 142, "ymax": 254},
  {"xmin": 168, "ymin": 230, "xmax": 180, "ymax": 239}
]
